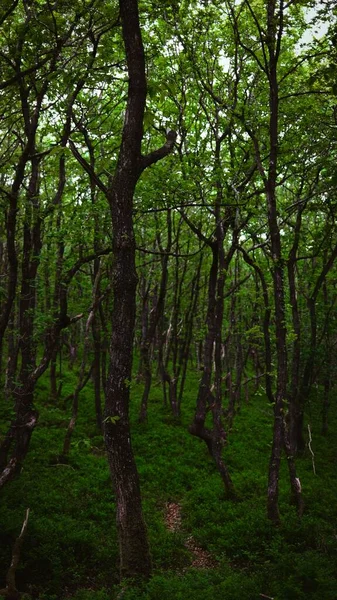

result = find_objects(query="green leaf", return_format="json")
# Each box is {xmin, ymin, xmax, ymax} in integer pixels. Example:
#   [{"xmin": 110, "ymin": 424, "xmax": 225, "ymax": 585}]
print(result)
[
  {"xmin": 143, "ymin": 110, "xmax": 155, "ymax": 130},
  {"xmin": 103, "ymin": 415, "xmax": 121, "ymax": 425}
]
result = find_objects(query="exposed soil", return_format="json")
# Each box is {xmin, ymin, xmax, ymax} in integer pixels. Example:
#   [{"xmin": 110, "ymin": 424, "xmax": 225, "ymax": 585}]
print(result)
[{"xmin": 165, "ymin": 502, "xmax": 218, "ymax": 569}]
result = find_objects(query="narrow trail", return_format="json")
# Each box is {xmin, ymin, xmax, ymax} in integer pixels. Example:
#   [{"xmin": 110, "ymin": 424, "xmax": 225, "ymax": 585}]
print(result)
[{"xmin": 165, "ymin": 502, "xmax": 218, "ymax": 569}]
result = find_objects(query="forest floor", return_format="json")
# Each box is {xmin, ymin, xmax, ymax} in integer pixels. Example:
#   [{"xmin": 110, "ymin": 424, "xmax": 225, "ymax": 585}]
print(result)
[
  {"xmin": 164, "ymin": 502, "xmax": 217, "ymax": 569},
  {"xmin": 1, "ymin": 367, "xmax": 337, "ymax": 600}
]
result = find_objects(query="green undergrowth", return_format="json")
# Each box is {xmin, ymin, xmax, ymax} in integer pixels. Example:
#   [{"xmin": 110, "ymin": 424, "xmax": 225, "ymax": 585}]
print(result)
[{"xmin": 0, "ymin": 367, "xmax": 336, "ymax": 599}]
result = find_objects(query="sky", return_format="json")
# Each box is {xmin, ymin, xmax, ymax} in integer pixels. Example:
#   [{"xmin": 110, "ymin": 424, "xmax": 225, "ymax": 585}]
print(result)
[{"xmin": 301, "ymin": 6, "xmax": 330, "ymax": 46}]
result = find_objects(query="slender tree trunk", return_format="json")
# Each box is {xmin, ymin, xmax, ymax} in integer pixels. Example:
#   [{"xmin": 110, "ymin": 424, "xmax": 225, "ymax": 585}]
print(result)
[
  {"xmin": 321, "ymin": 373, "xmax": 331, "ymax": 437},
  {"xmin": 239, "ymin": 247, "xmax": 273, "ymax": 404},
  {"xmin": 139, "ymin": 213, "xmax": 171, "ymax": 422},
  {"xmin": 92, "ymin": 314, "xmax": 103, "ymax": 431},
  {"xmin": 190, "ymin": 240, "xmax": 236, "ymax": 497},
  {"xmin": 62, "ymin": 365, "xmax": 93, "ymax": 458},
  {"xmin": 4, "ymin": 312, "xmax": 19, "ymax": 400},
  {"xmin": 0, "ymin": 153, "xmax": 42, "ymax": 487},
  {"xmin": 178, "ymin": 253, "xmax": 203, "ymax": 407},
  {"xmin": 50, "ymin": 346, "xmax": 59, "ymax": 401},
  {"xmin": 287, "ymin": 206, "xmax": 304, "ymax": 453},
  {"xmin": 263, "ymin": 2, "xmax": 302, "ymax": 521},
  {"xmin": 265, "ymin": 59, "xmax": 287, "ymax": 524},
  {"xmin": 321, "ymin": 275, "xmax": 330, "ymax": 435}
]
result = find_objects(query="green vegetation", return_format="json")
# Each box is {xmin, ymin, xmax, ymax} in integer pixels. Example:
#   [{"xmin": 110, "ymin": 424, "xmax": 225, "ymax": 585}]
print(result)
[
  {"xmin": 1, "ymin": 0, "xmax": 337, "ymax": 596},
  {"xmin": 1, "ymin": 368, "xmax": 336, "ymax": 599}
]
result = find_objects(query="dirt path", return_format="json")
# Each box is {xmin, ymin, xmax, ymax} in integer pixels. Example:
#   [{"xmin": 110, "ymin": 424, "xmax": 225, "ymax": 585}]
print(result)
[{"xmin": 165, "ymin": 502, "xmax": 217, "ymax": 569}]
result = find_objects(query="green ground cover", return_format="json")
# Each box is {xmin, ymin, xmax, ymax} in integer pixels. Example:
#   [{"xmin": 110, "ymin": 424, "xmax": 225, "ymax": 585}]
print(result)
[{"xmin": 0, "ymin": 369, "xmax": 336, "ymax": 599}]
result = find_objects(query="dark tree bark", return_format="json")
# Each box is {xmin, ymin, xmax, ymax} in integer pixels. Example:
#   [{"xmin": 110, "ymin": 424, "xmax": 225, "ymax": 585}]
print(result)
[
  {"xmin": 139, "ymin": 212, "xmax": 171, "ymax": 422},
  {"xmin": 0, "ymin": 507, "xmax": 30, "ymax": 600},
  {"xmin": 61, "ymin": 266, "xmax": 102, "ymax": 458},
  {"xmin": 177, "ymin": 252, "xmax": 203, "ymax": 407},
  {"xmin": 294, "ymin": 241, "xmax": 337, "ymax": 452},
  {"xmin": 70, "ymin": 0, "xmax": 176, "ymax": 580},
  {"xmin": 157, "ymin": 223, "xmax": 195, "ymax": 419},
  {"xmin": 4, "ymin": 311, "xmax": 19, "ymax": 401},
  {"xmin": 321, "ymin": 274, "xmax": 332, "ymax": 436},
  {"xmin": 189, "ymin": 238, "xmax": 236, "ymax": 497},
  {"xmin": 75, "ymin": 116, "xmax": 104, "ymax": 431},
  {"xmin": 136, "ymin": 265, "xmax": 153, "ymax": 383},
  {"xmin": 263, "ymin": 0, "xmax": 303, "ymax": 523},
  {"xmin": 92, "ymin": 310, "xmax": 103, "ymax": 431},
  {"xmin": 239, "ymin": 247, "xmax": 273, "ymax": 404},
  {"xmin": 103, "ymin": 0, "xmax": 175, "ymax": 576},
  {"xmin": 224, "ymin": 255, "xmax": 251, "ymax": 424},
  {"xmin": 264, "ymin": 11, "xmax": 289, "ymax": 525},
  {"xmin": 287, "ymin": 204, "xmax": 305, "ymax": 454},
  {"xmin": 240, "ymin": 0, "xmax": 303, "ymax": 522},
  {"xmin": 184, "ymin": 198, "xmax": 237, "ymax": 497}
]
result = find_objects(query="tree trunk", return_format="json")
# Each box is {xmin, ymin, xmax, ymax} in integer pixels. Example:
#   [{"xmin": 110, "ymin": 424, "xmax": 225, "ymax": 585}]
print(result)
[
  {"xmin": 178, "ymin": 252, "xmax": 203, "ymax": 407},
  {"xmin": 287, "ymin": 206, "xmax": 304, "ymax": 453},
  {"xmin": 190, "ymin": 240, "xmax": 236, "ymax": 498},
  {"xmin": 68, "ymin": 0, "xmax": 176, "ymax": 578},
  {"xmin": 104, "ymin": 165, "xmax": 152, "ymax": 576},
  {"xmin": 295, "ymin": 242, "xmax": 337, "ymax": 452},
  {"xmin": 100, "ymin": 0, "xmax": 175, "ymax": 580},
  {"xmin": 263, "ymin": 3, "xmax": 302, "ymax": 521},
  {"xmin": 139, "ymin": 213, "xmax": 171, "ymax": 422}
]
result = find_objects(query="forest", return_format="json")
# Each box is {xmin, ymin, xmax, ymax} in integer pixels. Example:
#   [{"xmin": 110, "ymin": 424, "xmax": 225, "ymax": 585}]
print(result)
[{"xmin": 0, "ymin": 0, "xmax": 337, "ymax": 598}]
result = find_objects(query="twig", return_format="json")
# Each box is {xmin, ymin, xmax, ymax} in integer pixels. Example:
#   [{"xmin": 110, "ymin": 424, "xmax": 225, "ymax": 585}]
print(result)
[
  {"xmin": 307, "ymin": 424, "xmax": 316, "ymax": 475},
  {"xmin": 259, "ymin": 595, "xmax": 274, "ymax": 600}
]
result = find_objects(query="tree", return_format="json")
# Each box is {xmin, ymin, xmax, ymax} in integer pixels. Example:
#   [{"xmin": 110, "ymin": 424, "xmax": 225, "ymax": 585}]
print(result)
[{"xmin": 70, "ymin": 0, "xmax": 176, "ymax": 579}]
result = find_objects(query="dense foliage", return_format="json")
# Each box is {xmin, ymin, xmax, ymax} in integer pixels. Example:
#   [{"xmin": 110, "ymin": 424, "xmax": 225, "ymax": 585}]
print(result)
[{"xmin": 0, "ymin": 0, "xmax": 337, "ymax": 598}]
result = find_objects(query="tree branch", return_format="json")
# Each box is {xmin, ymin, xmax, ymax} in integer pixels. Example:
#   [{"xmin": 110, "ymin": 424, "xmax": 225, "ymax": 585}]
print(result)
[
  {"xmin": 69, "ymin": 140, "xmax": 108, "ymax": 195},
  {"xmin": 140, "ymin": 130, "xmax": 177, "ymax": 170}
]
